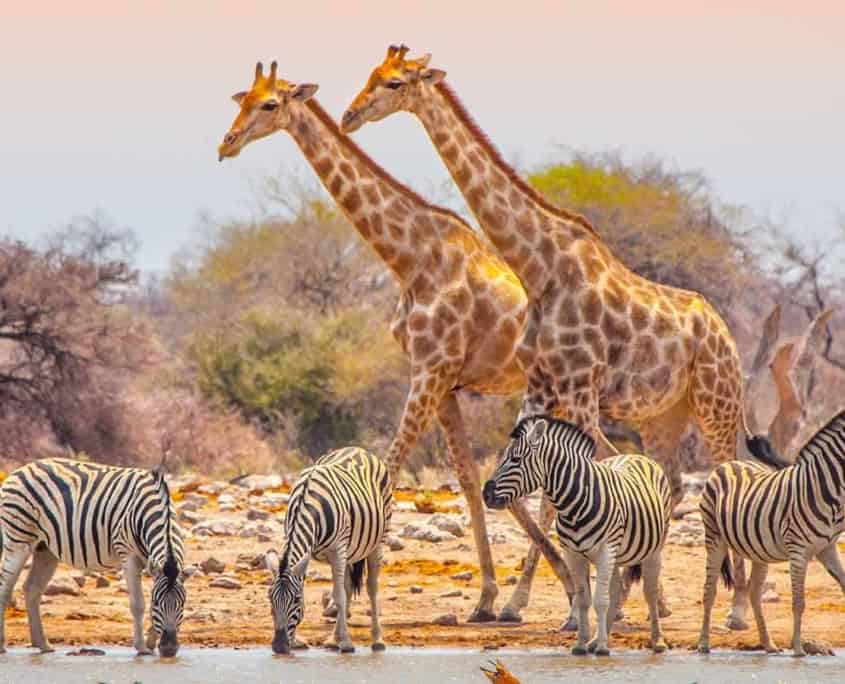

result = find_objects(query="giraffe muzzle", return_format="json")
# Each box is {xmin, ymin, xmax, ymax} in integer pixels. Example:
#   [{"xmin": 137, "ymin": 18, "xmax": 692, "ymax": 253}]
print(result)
[{"xmin": 340, "ymin": 109, "xmax": 362, "ymax": 134}]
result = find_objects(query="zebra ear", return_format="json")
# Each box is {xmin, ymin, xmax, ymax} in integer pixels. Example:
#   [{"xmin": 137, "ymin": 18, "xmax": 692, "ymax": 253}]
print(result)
[
  {"xmin": 265, "ymin": 550, "xmax": 280, "ymax": 578},
  {"xmin": 290, "ymin": 555, "xmax": 309, "ymax": 578},
  {"xmin": 527, "ymin": 419, "xmax": 548, "ymax": 445}
]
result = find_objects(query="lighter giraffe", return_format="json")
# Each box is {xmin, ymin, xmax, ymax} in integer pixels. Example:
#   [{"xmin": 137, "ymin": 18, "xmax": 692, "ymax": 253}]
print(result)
[
  {"xmin": 217, "ymin": 61, "xmax": 577, "ymax": 622},
  {"xmin": 342, "ymin": 45, "xmax": 786, "ymax": 628}
]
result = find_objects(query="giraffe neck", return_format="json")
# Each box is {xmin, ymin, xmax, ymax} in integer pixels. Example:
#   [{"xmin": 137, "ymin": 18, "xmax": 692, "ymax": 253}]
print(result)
[
  {"xmin": 287, "ymin": 100, "xmax": 438, "ymax": 284},
  {"xmin": 411, "ymin": 82, "xmax": 598, "ymax": 296}
]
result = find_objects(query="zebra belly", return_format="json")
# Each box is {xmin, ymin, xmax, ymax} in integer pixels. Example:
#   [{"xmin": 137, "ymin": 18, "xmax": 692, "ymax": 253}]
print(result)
[{"xmin": 38, "ymin": 537, "xmax": 125, "ymax": 572}]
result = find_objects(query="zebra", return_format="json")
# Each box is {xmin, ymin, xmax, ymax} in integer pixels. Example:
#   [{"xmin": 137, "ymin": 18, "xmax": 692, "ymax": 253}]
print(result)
[
  {"xmin": 265, "ymin": 446, "xmax": 392, "ymax": 655},
  {"xmin": 699, "ymin": 410, "xmax": 845, "ymax": 656},
  {"xmin": 483, "ymin": 416, "xmax": 672, "ymax": 655},
  {"xmin": 0, "ymin": 458, "xmax": 185, "ymax": 657}
]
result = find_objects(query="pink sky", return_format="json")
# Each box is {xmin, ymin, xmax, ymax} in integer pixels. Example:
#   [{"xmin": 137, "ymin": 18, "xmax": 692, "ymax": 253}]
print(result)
[{"xmin": 2, "ymin": 1, "xmax": 842, "ymax": 270}]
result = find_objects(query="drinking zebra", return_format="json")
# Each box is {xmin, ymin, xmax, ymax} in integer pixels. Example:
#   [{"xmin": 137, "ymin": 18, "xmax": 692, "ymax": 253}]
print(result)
[
  {"xmin": 483, "ymin": 416, "xmax": 672, "ymax": 655},
  {"xmin": 699, "ymin": 410, "xmax": 845, "ymax": 656},
  {"xmin": 265, "ymin": 446, "xmax": 392, "ymax": 654},
  {"xmin": 0, "ymin": 458, "xmax": 185, "ymax": 656}
]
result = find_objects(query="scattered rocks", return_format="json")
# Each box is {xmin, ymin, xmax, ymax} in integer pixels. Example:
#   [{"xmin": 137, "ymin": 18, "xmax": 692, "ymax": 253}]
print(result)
[
  {"xmin": 384, "ymin": 535, "xmax": 405, "ymax": 552},
  {"xmin": 235, "ymin": 474, "xmax": 283, "ymax": 493},
  {"xmin": 400, "ymin": 523, "xmax": 455, "ymax": 544},
  {"xmin": 429, "ymin": 514, "xmax": 465, "ymax": 538},
  {"xmin": 184, "ymin": 493, "xmax": 210, "ymax": 507},
  {"xmin": 409, "ymin": 585, "xmax": 423, "ymax": 594},
  {"xmin": 440, "ymin": 590, "xmax": 463, "ymax": 598},
  {"xmin": 44, "ymin": 577, "xmax": 81, "ymax": 597},
  {"xmin": 236, "ymin": 552, "xmax": 266, "ymax": 570},
  {"xmin": 209, "ymin": 575, "xmax": 242, "ymax": 590},
  {"xmin": 247, "ymin": 507, "xmax": 270, "ymax": 521},
  {"xmin": 450, "ymin": 571, "xmax": 473, "ymax": 581},
  {"xmin": 432, "ymin": 613, "xmax": 458, "ymax": 626},
  {"xmin": 197, "ymin": 481, "xmax": 228, "ymax": 496},
  {"xmin": 200, "ymin": 557, "xmax": 226, "ymax": 575},
  {"xmin": 179, "ymin": 509, "xmax": 204, "ymax": 525},
  {"xmin": 258, "ymin": 533, "xmax": 274, "ymax": 543},
  {"xmin": 192, "ymin": 520, "xmax": 241, "ymax": 537}
]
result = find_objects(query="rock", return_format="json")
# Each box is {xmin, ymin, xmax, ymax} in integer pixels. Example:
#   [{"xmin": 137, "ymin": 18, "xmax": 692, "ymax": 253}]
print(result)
[
  {"xmin": 801, "ymin": 639, "xmax": 835, "ymax": 656},
  {"xmin": 399, "ymin": 523, "xmax": 455, "ymax": 544},
  {"xmin": 235, "ymin": 474, "xmax": 283, "ymax": 492},
  {"xmin": 761, "ymin": 589, "xmax": 779, "ymax": 603},
  {"xmin": 179, "ymin": 500, "xmax": 200, "ymax": 512},
  {"xmin": 209, "ymin": 575, "xmax": 242, "ymax": 590},
  {"xmin": 236, "ymin": 552, "xmax": 267, "ymax": 569},
  {"xmin": 450, "ymin": 571, "xmax": 473, "ymax": 581},
  {"xmin": 409, "ymin": 585, "xmax": 423, "ymax": 594},
  {"xmin": 66, "ymin": 647, "xmax": 105, "ymax": 656},
  {"xmin": 247, "ymin": 507, "xmax": 271, "ymax": 521},
  {"xmin": 255, "ymin": 493, "xmax": 289, "ymax": 509},
  {"xmin": 179, "ymin": 509, "xmax": 203, "ymax": 525},
  {"xmin": 44, "ymin": 577, "xmax": 81, "ymax": 597},
  {"xmin": 432, "ymin": 613, "xmax": 458, "ymax": 626},
  {"xmin": 505, "ymin": 575, "xmax": 518, "ymax": 585},
  {"xmin": 384, "ymin": 535, "xmax": 405, "ymax": 552},
  {"xmin": 395, "ymin": 501, "xmax": 417, "ymax": 513},
  {"xmin": 414, "ymin": 494, "xmax": 437, "ymax": 514},
  {"xmin": 455, "ymin": 543, "xmax": 472, "ymax": 553},
  {"xmin": 183, "ymin": 566, "xmax": 200, "ymax": 578},
  {"xmin": 118, "ymin": 581, "xmax": 128, "ymax": 594},
  {"xmin": 490, "ymin": 533, "xmax": 509, "ymax": 545},
  {"xmin": 71, "ymin": 574, "xmax": 86, "ymax": 589},
  {"xmin": 429, "ymin": 514, "xmax": 465, "ymax": 538},
  {"xmin": 192, "ymin": 519, "xmax": 241, "ymax": 537},
  {"xmin": 258, "ymin": 533, "xmax": 273, "ymax": 543},
  {"xmin": 239, "ymin": 522, "xmax": 261, "ymax": 538},
  {"xmin": 440, "ymin": 590, "xmax": 463, "ymax": 598},
  {"xmin": 321, "ymin": 590, "xmax": 332, "ymax": 608},
  {"xmin": 306, "ymin": 569, "xmax": 330, "ymax": 581},
  {"xmin": 95, "ymin": 575, "xmax": 110, "ymax": 589},
  {"xmin": 197, "ymin": 481, "xmax": 228, "ymax": 496},
  {"xmin": 200, "ymin": 557, "xmax": 226, "ymax": 574},
  {"xmin": 671, "ymin": 502, "xmax": 698, "ymax": 520},
  {"xmin": 184, "ymin": 493, "xmax": 210, "ymax": 507}
]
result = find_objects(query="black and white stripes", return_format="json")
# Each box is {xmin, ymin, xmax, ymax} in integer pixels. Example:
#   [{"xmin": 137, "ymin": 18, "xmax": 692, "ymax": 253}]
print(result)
[
  {"xmin": 266, "ymin": 446, "xmax": 392, "ymax": 654},
  {"xmin": 483, "ymin": 416, "xmax": 672, "ymax": 655},
  {"xmin": 699, "ymin": 410, "xmax": 845, "ymax": 656},
  {"xmin": 0, "ymin": 458, "xmax": 185, "ymax": 656}
]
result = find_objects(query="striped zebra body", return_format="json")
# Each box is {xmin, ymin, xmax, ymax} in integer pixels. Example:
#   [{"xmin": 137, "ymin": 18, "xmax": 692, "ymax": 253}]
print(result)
[
  {"xmin": 699, "ymin": 411, "xmax": 845, "ymax": 656},
  {"xmin": 483, "ymin": 416, "xmax": 672, "ymax": 655},
  {"xmin": 0, "ymin": 458, "xmax": 185, "ymax": 656},
  {"xmin": 266, "ymin": 446, "xmax": 392, "ymax": 654}
]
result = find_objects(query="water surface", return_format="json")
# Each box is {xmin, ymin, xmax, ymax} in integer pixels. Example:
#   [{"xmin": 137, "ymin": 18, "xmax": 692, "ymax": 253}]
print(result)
[{"xmin": 1, "ymin": 646, "xmax": 844, "ymax": 683}]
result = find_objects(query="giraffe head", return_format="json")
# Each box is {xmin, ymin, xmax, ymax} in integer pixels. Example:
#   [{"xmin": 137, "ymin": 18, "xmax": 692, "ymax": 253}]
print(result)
[
  {"xmin": 340, "ymin": 44, "xmax": 446, "ymax": 133},
  {"xmin": 218, "ymin": 61, "xmax": 319, "ymax": 161}
]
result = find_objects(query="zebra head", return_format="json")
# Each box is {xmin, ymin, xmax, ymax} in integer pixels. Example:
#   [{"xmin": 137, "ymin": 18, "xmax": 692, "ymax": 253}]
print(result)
[
  {"xmin": 147, "ymin": 471, "xmax": 185, "ymax": 657},
  {"xmin": 483, "ymin": 416, "xmax": 550, "ymax": 509},
  {"xmin": 265, "ymin": 549, "xmax": 308, "ymax": 655}
]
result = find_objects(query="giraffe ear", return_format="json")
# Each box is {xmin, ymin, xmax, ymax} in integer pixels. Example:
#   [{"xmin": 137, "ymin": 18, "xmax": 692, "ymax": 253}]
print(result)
[
  {"xmin": 420, "ymin": 68, "xmax": 446, "ymax": 85},
  {"xmin": 231, "ymin": 91, "xmax": 247, "ymax": 104},
  {"xmin": 527, "ymin": 419, "xmax": 548, "ymax": 445},
  {"xmin": 290, "ymin": 83, "xmax": 319, "ymax": 102}
]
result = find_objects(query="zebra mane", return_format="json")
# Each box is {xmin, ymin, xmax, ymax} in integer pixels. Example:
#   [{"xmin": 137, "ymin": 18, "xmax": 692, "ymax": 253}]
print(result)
[
  {"xmin": 510, "ymin": 415, "xmax": 597, "ymax": 455},
  {"xmin": 796, "ymin": 410, "xmax": 845, "ymax": 466},
  {"xmin": 279, "ymin": 465, "xmax": 317, "ymax": 576},
  {"xmin": 154, "ymin": 470, "xmax": 179, "ymax": 587}
]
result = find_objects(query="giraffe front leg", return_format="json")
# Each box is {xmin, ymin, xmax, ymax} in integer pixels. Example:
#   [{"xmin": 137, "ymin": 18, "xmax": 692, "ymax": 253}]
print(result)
[
  {"xmin": 0, "ymin": 541, "xmax": 32, "ymax": 654},
  {"xmin": 437, "ymin": 393, "xmax": 497, "ymax": 623},
  {"xmin": 325, "ymin": 548, "xmax": 354, "ymax": 654},
  {"xmin": 124, "ymin": 556, "xmax": 153, "ymax": 656},
  {"xmin": 22, "ymin": 547, "xmax": 59, "ymax": 653}
]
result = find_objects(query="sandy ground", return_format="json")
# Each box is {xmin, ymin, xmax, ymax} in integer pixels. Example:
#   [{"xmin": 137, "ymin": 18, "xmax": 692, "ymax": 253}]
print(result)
[{"xmin": 3, "ymin": 480, "xmax": 845, "ymax": 654}]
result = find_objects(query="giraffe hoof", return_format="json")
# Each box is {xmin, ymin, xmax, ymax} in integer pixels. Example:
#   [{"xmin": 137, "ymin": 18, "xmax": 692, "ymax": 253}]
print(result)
[
  {"xmin": 496, "ymin": 606, "xmax": 523, "ymax": 623},
  {"xmin": 468, "ymin": 608, "xmax": 497, "ymax": 623},
  {"xmin": 559, "ymin": 616, "xmax": 579, "ymax": 632},
  {"xmin": 658, "ymin": 605, "xmax": 672, "ymax": 619},
  {"xmin": 725, "ymin": 615, "xmax": 749, "ymax": 631}
]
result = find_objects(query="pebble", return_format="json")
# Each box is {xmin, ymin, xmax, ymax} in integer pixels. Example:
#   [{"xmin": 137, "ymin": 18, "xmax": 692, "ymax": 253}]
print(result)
[
  {"xmin": 71, "ymin": 574, "xmax": 86, "ymax": 589},
  {"xmin": 235, "ymin": 474, "xmax": 284, "ymax": 492},
  {"xmin": 258, "ymin": 533, "xmax": 274, "ymax": 543},
  {"xmin": 200, "ymin": 557, "xmax": 226, "ymax": 574},
  {"xmin": 384, "ymin": 535, "xmax": 405, "ymax": 551},
  {"xmin": 409, "ymin": 585, "xmax": 423, "ymax": 594},
  {"xmin": 399, "ymin": 523, "xmax": 455, "ymax": 544},
  {"xmin": 209, "ymin": 575, "xmax": 242, "ymax": 590},
  {"xmin": 247, "ymin": 508, "xmax": 270, "ymax": 521},
  {"xmin": 44, "ymin": 577, "xmax": 81, "ymax": 597},
  {"xmin": 440, "ymin": 590, "xmax": 463, "ymax": 598},
  {"xmin": 432, "ymin": 613, "xmax": 458, "ymax": 626},
  {"xmin": 95, "ymin": 575, "xmax": 110, "ymax": 589},
  {"xmin": 197, "ymin": 482, "xmax": 228, "ymax": 496},
  {"xmin": 429, "ymin": 514, "xmax": 465, "ymax": 538},
  {"xmin": 450, "ymin": 571, "xmax": 473, "ymax": 581}
]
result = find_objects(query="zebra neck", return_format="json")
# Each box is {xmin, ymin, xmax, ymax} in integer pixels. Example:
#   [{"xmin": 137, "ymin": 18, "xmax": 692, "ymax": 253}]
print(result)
[
  {"xmin": 546, "ymin": 448, "xmax": 597, "ymax": 522},
  {"xmin": 800, "ymin": 455, "xmax": 845, "ymax": 510}
]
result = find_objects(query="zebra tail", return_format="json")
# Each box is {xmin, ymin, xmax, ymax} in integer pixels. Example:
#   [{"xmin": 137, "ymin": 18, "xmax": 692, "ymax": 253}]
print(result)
[
  {"xmin": 720, "ymin": 556, "xmax": 734, "ymax": 590},
  {"xmin": 624, "ymin": 564, "xmax": 642, "ymax": 584},
  {"xmin": 745, "ymin": 434, "xmax": 791, "ymax": 470},
  {"xmin": 349, "ymin": 559, "xmax": 366, "ymax": 598}
]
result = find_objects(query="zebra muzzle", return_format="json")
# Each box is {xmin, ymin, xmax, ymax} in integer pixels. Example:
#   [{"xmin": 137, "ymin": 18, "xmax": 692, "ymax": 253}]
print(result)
[
  {"xmin": 158, "ymin": 629, "xmax": 179, "ymax": 657},
  {"xmin": 272, "ymin": 629, "xmax": 291, "ymax": 655},
  {"xmin": 482, "ymin": 480, "xmax": 507, "ymax": 509}
]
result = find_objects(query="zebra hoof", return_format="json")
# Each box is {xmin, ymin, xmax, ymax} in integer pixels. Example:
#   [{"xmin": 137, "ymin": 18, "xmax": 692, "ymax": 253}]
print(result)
[
  {"xmin": 725, "ymin": 615, "xmax": 749, "ymax": 631},
  {"xmin": 651, "ymin": 640, "xmax": 667, "ymax": 654},
  {"xmin": 468, "ymin": 608, "xmax": 497, "ymax": 623},
  {"xmin": 559, "ymin": 616, "xmax": 578, "ymax": 632},
  {"xmin": 371, "ymin": 641, "xmax": 386, "ymax": 652},
  {"xmin": 339, "ymin": 644, "xmax": 355, "ymax": 654},
  {"xmin": 594, "ymin": 647, "xmax": 610, "ymax": 656},
  {"xmin": 571, "ymin": 645, "xmax": 588, "ymax": 656},
  {"xmin": 698, "ymin": 645, "xmax": 711, "ymax": 655},
  {"xmin": 496, "ymin": 606, "xmax": 523, "ymax": 623}
]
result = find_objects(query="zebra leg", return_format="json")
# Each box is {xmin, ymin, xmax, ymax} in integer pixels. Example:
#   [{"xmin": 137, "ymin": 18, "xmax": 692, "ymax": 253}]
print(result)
[
  {"xmin": 588, "ymin": 546, "xmax": 615, "ymax": 656},
  {"xmin": 748, "ymin": 561, "xmax": 779, "ymax": 653},
  {"xmin": 788, "ymin": 550, "xmax": 809, "ymax": 657},
  {"xmin": 325, "ymin": 548, "xmax": 355, "ymax": 653},
  {"xmin": 566, "ymin": 552, "xmax": 591, "ymax": 656},
  {"xmin": 124, "ymin": 555, "xmax": 153, "ymax": 655},
  {"xmin": 642, "ymin": 553, "xmax": 667, "ymax": 653},
  {"xmin": 22, "ymin": 546, "xmax": 59, "ymax": 653},
  {"xmin": 366, "ymin": 547, "xmax": 385, "ymax": 652},
  {"xmin": 726, "ymin": 553, "xmax": 750, "ymax": 630},
  {"xmin": 816, "ymin": 542, "xmax": 845, "ymax": 595},
  {"xmin": 436, "ymin": 393, "xmax": 497, "ymax": 623},
  {"xmin": 698, "ymin": 539, "xmax": 727, "ymax": 654},
  {"xmin": 0, "ymin": 541, "xmax": 32, "ymax": 654}
]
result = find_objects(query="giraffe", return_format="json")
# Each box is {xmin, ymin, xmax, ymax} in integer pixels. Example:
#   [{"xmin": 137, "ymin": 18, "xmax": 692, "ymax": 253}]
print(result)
[
  {"xmin": 217, "ymin": 61, "xmax": 577, "ymax": 623},
  {"xmin": 341, "ymin": 45, "xmax": 785, "ymax": 629}
]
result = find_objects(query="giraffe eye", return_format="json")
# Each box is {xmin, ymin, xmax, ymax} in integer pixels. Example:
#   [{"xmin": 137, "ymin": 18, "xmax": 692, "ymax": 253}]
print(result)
[
  {"xmin": 385, "ymin": 80, "xmax": 403, "ymax": 90},
  {"xmin": 261, "ymin": 101, "xmax": 279, "ymax": 111}
]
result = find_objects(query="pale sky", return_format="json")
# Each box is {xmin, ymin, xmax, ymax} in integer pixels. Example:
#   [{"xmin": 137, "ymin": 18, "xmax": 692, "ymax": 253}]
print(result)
[{"xmin": 1, "ymin": 1, "xmax": 842, "ymax": 272}]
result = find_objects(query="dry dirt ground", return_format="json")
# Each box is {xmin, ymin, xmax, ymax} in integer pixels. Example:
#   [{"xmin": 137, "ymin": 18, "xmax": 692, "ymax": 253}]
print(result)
[{"xmin": 4, "ymin": 477, "xmax": 845, "ymax": 654}]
